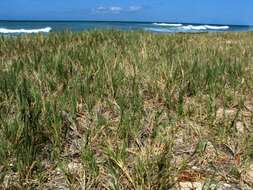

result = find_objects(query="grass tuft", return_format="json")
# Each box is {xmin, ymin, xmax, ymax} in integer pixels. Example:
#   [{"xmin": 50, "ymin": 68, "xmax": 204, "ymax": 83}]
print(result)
[{"xmin": 0, "ymin": 31, "xmax": 253, "ymax": 189}]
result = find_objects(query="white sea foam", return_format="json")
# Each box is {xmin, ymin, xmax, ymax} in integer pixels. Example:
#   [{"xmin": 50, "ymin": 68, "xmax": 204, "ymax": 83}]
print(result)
[
  {"xmin": 0, "ymin": 27, "xmax": 52, "ymax": 34},
  {"xmin": 145, "ymin": 27, "xmax": 173, "ymax": 33},
  {"xmin": 181, "ymin": 25, "xmax": 206, "ymax": 30},
  {"xmin": 150, "ymin": 24, "xmax": 229, "ymax": 32},
  {"xmin": 181, "ymin": 25, "xmax": 229, "ymax": 30},
  {"xmin": 204, "ymin": 25, "xmax": 229, "ymax": 30},
  {"xmin": 153, "ymin": 23, "xmax": 183, "ymax": 27}
]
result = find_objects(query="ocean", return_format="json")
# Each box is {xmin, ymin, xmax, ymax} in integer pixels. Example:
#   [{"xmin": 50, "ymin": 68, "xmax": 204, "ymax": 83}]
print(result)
[{"xmin": 0, "ymin": 21, "xmax": 252, "ymax": 35}]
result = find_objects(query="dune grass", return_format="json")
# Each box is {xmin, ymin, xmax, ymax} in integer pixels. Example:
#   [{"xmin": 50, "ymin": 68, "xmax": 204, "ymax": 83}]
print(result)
[{"xmin": 0, "ymin": 30, "xmax": 253, "ymax": 189}]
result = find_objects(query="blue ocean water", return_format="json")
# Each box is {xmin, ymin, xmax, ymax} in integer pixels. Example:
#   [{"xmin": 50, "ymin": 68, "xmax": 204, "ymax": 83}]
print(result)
[{"xmin": 0, "ymin": 21, "xmax": 252, "ymax": 35}]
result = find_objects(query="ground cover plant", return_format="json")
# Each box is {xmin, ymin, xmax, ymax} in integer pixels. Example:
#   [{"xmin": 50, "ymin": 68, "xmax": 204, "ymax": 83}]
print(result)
[{"xmin": 0, "ymin": 31, "xmax": 253, "ymax": 189}]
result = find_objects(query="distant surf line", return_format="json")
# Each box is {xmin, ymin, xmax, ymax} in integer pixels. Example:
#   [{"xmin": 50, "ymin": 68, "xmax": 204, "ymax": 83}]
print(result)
[
  {"xmin": 152, "ymin": 23, "xmax": 229, "ymax": 30},
  {"xmin": 0, "ymin": 27, "xmax": 51, "ymax": 34}
]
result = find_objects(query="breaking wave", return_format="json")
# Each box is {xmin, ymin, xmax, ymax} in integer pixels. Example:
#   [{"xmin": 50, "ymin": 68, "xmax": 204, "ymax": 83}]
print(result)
[
  {"xmin": 144, "ymin": 28, "xmax": 174, "ymax": 33},
  {"xmin": 181, "ymin": 25, "xmax": 229, "ymax": 30},
  {"xmin": 152, "ymin": 23, "xmax": 229, "ymax": 30},
  {"xmin": 153, "ymin": 23, "xmax": 183, "ymax": 27},
  {"xmin": 146, "ymin": 24, "xmax": 230, "ymax": 33},
  {"xmin": 0, "ymin": 27, "xmax": 52, "ymax": 34}
]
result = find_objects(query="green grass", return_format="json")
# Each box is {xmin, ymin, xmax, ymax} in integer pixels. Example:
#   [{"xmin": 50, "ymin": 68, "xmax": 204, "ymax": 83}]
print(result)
[{"xmin": 0, "ymin": 30, "xmax": 253, "ymax": 189}]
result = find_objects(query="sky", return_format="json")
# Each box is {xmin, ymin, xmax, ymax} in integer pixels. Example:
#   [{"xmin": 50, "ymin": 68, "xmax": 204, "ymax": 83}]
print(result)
[{"xmin": 0, "ymin": 0, "xmax": 253, "ymax": 25}]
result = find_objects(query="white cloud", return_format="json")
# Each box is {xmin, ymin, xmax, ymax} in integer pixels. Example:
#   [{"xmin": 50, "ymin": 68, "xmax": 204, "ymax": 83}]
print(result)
[
  {"xmin": 95, "ymin": 6, "xmax": 123, "ymax": 14},
  {"xmin": 95, "ymin": 5, "xmax": 142, "ymax": 14},
  {"xmin": 96, "ymin": 6, "xmax": 107, "ymax": 12},
  {"xmin": 109, "ymin": 6, "xmax": 123, "ymax": 12},
  {"xmin": 128, "ymin": 6, "xmax": 142, "ymax": 12}
]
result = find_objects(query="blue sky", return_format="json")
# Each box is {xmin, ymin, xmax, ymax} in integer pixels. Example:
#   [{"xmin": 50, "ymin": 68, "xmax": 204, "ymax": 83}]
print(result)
[{"xmin": 0, "ymin": 0, "xmax": 253, "ymax": 25}]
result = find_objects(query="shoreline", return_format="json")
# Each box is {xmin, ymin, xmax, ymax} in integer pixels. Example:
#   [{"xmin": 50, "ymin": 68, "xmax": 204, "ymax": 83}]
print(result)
[{"xmin": 0, "ymin": 21, "xmax": 252, "ymax": 35}]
